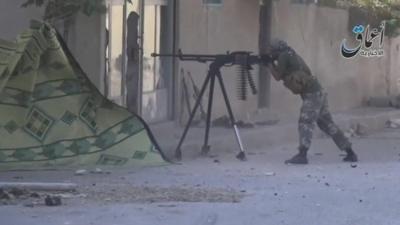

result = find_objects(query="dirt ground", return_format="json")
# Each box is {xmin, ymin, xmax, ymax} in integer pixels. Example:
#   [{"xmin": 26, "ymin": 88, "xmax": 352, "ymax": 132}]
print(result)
[{"xmin": 1, "ymin": 128, "xmax": 400, "ymax": 225}]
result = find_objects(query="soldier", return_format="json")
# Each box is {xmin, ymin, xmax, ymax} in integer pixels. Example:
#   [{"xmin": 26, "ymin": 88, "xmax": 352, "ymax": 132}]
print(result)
[{"xmin": 264, "ymin": 39, "xmax": 358, "ymax": 164}]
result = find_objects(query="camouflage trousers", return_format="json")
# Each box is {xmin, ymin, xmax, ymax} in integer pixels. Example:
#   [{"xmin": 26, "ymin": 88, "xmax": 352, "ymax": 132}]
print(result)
[{"xmin": 298, "ymin": 91, "xmax": 351, "ymax": 151}]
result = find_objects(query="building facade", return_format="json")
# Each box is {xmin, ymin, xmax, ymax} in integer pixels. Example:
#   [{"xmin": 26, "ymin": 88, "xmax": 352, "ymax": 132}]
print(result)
[{"xmin": 2, "ymin": 0, "xmax": 399, "ymax": 124}]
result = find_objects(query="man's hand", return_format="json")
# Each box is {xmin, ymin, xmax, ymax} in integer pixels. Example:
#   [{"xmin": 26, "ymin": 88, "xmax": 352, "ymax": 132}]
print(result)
[
  {"xmin": 260, "ymin": 54, "xmax": 273, "ymax": 66},
  {"xmin": 260, "ymin": 53, "xmax": 282, "ymax": 81},
  {"xmin": 268, "ymin": 61, "xmax": 282, "ymax": 81}
]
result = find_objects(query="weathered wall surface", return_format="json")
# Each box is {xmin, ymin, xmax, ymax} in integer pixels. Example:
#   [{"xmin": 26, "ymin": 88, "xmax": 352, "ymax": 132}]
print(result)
[
  {"xmin": 177, "ymin": 0, "xmax": 400, "ymax": 122},
  {"xmin": 0, "ymin": 0, "xmax": 105, "ymax": 91},
  {"xmin": 2, "ymin": 0, "xmax": 399, "ymax": 123},
  {"xmin": 178, "ymin": 0, "xmax": 260, "ymax": 120},
  {"xmin": 0, "ymin": 0, "xmax": 44, "ymax": 40},
  {"xmin": 270, "ymin": 0, "xmax": 400, "ymax": 119},
  {"xmin": 68, "ymin": 13, "xmax": 106, "ymax": 93}
]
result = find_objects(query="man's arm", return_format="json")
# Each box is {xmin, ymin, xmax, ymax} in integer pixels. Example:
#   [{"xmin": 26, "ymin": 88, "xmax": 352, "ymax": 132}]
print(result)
[
  {"xmin": 268, "ymin": 63, "xmax": 282, "ymax": 81},
  {"xmin": 267, "ymin": 52, "xmax": 290, "ymax": 81}
]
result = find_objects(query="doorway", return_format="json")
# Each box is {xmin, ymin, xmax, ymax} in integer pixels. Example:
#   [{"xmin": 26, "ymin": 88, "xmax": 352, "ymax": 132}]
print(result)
[{"xmin": 105, "ymin": 0, "xmax": 172, "ymax": 123}]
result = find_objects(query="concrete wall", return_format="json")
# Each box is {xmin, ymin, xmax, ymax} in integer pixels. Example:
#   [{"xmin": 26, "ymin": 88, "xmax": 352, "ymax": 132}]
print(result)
[
  {"xmin": 0, "ymin": 0, "xmax": 44, "ymax": 40},
  {"xmin": 69, "ymin": 13, "xmax": 105, "ymax": 93},
  {"xmin": 178, "ymin": 0, "xmax": 260, "ymax": 120},
  {"xmin": 270, "ymin": 0, "xmax": 400, "ymax": 120},
  {"xmin": 177, "ymin": 0, "xmax": 400, "ymax": 122},
  {"xmin": 0, "ymin": 0, "xmax": 105, "ymax": 91},
  {"xmin": 4, "ymin": 0, "xmax": 399, "ymax": 123}
]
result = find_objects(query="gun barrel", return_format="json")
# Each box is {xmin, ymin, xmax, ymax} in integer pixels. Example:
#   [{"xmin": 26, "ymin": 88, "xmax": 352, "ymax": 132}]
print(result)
[
  {"xmin": 151, "ymin": 52, "xmax": 272, "ymax": 65},
  {"xmin": 152, "ymin": 52, "xmax": 220, "ymax": 62},
  {"xmin": 151, "ymin": 53, "xmax": 180, "ymax": 57}
]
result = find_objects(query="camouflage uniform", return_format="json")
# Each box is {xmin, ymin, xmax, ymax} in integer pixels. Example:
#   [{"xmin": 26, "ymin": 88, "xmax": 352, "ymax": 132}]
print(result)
[
  {"xmin": 299, "ymin": 91, "xmax": 351, "ymax": 151},
  {"xmin": 272, "ymin": 45, "xmax": 351, "ymax": 153}
]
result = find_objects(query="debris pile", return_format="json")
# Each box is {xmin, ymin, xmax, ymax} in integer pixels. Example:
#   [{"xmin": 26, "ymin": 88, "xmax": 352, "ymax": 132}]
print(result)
[
  {"xmin": 0, "ymin": 187, "xmax": 44, "ymax": 206},
  {"xmin": 365, "ymin": 96, "xmax": 400, "ymax": 108},
  {"xmin": 386, "ymin": 119, "xmax": 400, "ymax": 128},
  {"xmin": 0, "ymin": 182, "xmax": 79, "ymax": 207},
  {"xmin": 212, "ymin": 108, "xmax": 280, "ymax": 129},
  {"xmin": 345, "ymin": 123, "xmax": 369, "ymax": 138}
]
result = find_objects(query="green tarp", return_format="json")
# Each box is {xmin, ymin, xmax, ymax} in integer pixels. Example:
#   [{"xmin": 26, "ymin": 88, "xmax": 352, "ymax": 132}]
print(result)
[{"xmin": 0, "ymin": 21, "xmax": 167, "ymax": 170}]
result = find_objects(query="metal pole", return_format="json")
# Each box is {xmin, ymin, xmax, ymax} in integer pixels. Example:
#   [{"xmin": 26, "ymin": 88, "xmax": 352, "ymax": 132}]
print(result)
[
  {"xmin": 201, "ymin": 70, "xmax": 216, "ymax": 155},
  {"xmin": 138, "ymin": 0, "xmax": 145, "ymax": 116},
  {"xmin": 107, "ymin": 3, "xmax": 113, "ymax": 98},
  {"xmin": 171, "ymin": 0, "xmax": 178, "ymax": 120},
  {"xmin": 175, "ymin": 72, "xmax": 212, "ymax": 160},
  {"xmin": 258, "ymin": 0, "xmax": 272, "ymax": 108},
  {"xmin": 216, "ymin": 72, "xmax": 246, "ymax": 161},
  {"xmin": 121, "ymin": 0, "xmax": 128, "ymax": 105}
]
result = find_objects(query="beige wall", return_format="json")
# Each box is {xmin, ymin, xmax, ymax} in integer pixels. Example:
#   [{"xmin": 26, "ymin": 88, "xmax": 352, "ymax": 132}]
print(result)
[
  {"xmin": 178, "ymin": 0, "xmax": 260, "ymax": 120},
  {"xmin": 3, "ymin": 0, "xmax": 399, "ymax": 123},
  {"xmin": 0, "ymin": 0, "xmax": 105, "ymax": 91},
  {"xmin": 69, "ymin": 13, "xmax": 105, "ymax": 93},
  {"xmin": 0, "ymin": 0, "xmax": 44, "ymax": 40},
  {"xmin": 177, "ymin": 0, "xmax": 400, "ymax": 122},
  {"xmin": 270, "ymin": 0, "xmax": 400, "ymax": 119}
]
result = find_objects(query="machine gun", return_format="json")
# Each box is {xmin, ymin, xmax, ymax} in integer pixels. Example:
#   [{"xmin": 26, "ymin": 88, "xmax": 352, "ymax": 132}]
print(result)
[
  {"xmin": 152, "ymin": 50, "xmax": 273, "ymax": 161},
  {"xmin": 152, "ymin": 50, "xmax": 272, "ymax": 100}
]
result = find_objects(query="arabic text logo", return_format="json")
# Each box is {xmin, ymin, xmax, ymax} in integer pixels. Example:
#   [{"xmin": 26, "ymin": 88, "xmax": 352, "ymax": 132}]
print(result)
[
  {"xmin": 341, "ymin": 21, "xmax": 385, "ymax": 58},
  {"xmin": 352, "ymin": 25, "xmax": 364, "ymax": 34}
]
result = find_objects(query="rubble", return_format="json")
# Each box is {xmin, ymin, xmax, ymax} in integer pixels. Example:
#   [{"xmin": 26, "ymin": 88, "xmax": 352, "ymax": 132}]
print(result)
[
  {"xmin": 91, "ymin": 168, "xmax": 103, "ymax": 174},
  {"xmin": 9, "ymin": 187, "xmax": 26, "ymax": 197},
  {"xmin": 366, "ymin": 96, "xmax": 400, "ymax": 108},
  {"xmin": 236, "ymin": 120, "xmax": 254, "ymax": 128},
  {"xmin": 23, "ymin": 202, "xmax": 34, "ymax": 208},
  {"xmin": 247, "ymin": 108, "xmax": 280, "ymax": 126},
  {"xmin": 0, "ymin": 182, "xmax": 80, "ymax": 206},
  {"xmin": 45, "ymin": 195, "xmax": 62, "ymax": 206},
  {"xmin": 89, "ymin": 168, "xmax": 110, "ymax": 175},
  {"xmin": 212, "ymin": 115, "xmax": 254, "ymax": 128},
  {"xmin": 344, "ymin": 128, "xmax": 356, "ymax": 138},
  {"xmin": 75, "ymin": 169, "xmax": 88, "ymax": 176},
  {"xmin": 0, "ymin": 182, "xmax": 77, "ymax": 192},
  {"xmin": 386, "ymin": 119, "xmax": 400, "ymax": 128},
  {"xmin": 211, "ymin": 108, "xmax": 280, "ymax": 129},
  {"xmin": 354, "ymin": 123, "xmax": 368, "ymax": 136},
  {"xmin": 84, "ymin": 185, "xmax": 246, "ymax": 204},
  {"xmin": 264, "ymin": 172, "xmax": 276, "ymax": 176},
  {"xmin": 0, "ymin": 188, "xmax": 12, "ymax": 200},
  {"xmin": 30, "ymin": 192, "xmax": 40, "ymax": 198},
  {"xmin": 345, "ymin": 123, "xmax": 369, "ymax": 138},
  {"xmin": 0, "ymin": 188, "xmax": 36, "ymax": 206},
  {"xmin": 211, "ymin": 115, "xmax": 230, "ymax": 128}
]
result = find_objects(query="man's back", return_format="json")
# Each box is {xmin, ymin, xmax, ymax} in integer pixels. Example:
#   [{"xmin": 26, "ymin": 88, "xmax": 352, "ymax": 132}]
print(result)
[{"xmin": 274, "ymin": 49, "xmax": 321, "ymax": 95}]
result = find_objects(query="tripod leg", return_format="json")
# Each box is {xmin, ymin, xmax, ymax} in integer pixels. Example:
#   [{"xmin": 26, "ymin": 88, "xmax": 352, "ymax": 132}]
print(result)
[
  {"xmin": 175, "ymin": 73, "xmax": 212, "ymax": 160},
  {"xmin": 216, "ymin": 72, "xmax": 247, "ymax": 161},
  {"xmin": 201, "ymin": 73, "xmax": 216, "ymax": 156}
]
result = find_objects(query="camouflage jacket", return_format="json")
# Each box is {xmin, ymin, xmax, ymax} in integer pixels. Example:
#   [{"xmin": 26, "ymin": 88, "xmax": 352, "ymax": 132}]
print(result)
[{"xmin": 272, "ymin": 50, "xmax": 321, "ymax": 95}]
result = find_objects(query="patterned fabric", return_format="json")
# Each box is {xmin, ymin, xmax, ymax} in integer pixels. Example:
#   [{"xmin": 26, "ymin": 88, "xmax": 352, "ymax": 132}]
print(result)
[
  {"xmin": 0, "ymin": 21, "xmax": 166, "ymax": 170},
  {"xmin": 298, "ymin": 91, "xmax": 352, "ymax": 151},
  {"xmin": 273, "ymin": 49, "xmax": 321, "ymax": 94}
]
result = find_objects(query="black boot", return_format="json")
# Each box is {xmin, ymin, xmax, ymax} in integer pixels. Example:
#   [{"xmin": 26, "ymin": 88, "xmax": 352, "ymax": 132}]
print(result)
[
  {"xmin": 343, "ymin": 148, "xmax": 358, "ymax": 162},
  {"xmin": 285, "ymin": 147, "xmax": 308, "ymax": 165}
]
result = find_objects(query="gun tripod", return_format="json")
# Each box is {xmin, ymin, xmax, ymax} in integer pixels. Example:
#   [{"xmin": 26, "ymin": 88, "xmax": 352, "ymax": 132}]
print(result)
[
  {"xmin": 152, "ymin": 50, "xmax": 271, "ymax": 161},
  {"xmin": 175, "ymin": 60, "xmax": 247, "ymax": 161}
]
